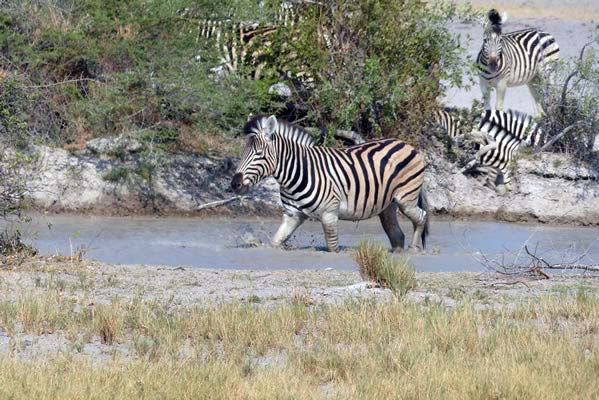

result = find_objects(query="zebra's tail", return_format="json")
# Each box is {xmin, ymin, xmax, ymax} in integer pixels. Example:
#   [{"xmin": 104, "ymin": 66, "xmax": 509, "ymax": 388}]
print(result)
[{"xmin": 418, "ymin": 186, "xmax": 430, "ymax": 249}]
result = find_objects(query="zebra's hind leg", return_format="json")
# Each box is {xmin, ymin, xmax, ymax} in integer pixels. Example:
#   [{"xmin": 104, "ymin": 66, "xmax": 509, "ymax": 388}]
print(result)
[
  {"xmin": 320, "ymin": 211, "xmax": 340, "ymax": 253},
  {"xmin": 379, "ymin": 204, "xmax": 405, "ymax": 252},
  {"xmin": 394, "ymin": 195, "xmax": 427, "ymax": 253},
  {"xmin": 271, "ymin": 211, "xmax": 306, "ymax": 248}
]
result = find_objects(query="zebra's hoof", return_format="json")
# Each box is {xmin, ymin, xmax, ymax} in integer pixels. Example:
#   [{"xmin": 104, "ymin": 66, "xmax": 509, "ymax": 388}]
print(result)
[
  {"xmin": 391, "ymin": 247, "xmax": 404, "ymax": 254},
  {"xmin": 407, "ymin": 246, "xmax": 424, "ymax": 255}
]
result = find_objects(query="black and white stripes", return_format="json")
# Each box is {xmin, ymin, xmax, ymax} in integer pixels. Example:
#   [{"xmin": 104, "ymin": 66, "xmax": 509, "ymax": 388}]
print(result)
[
  {"xmin": 463, "ymin": 109, "xmax": 545, "ymax": 188},
  {"xmin": 477, "ymin": 9, "xmax": 560, "ymax": 114},
  {"xmin": 231, "ymin": 115, "xmax": 429, "ymax": 252}
]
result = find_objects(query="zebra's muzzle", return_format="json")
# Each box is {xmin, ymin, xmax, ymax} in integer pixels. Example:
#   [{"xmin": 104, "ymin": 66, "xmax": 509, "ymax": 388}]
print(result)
[
  {"xmin": 231, "ymin": 173, "xmax": 250, "ymax": 195},
  {"xmin": 488, "ymin": 57, "xmax": 498, "ymax": 72}
]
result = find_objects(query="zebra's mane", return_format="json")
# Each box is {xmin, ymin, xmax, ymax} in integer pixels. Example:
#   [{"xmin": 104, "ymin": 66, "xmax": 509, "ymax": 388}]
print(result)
[
  {"xmin": 487, "ymin": 9, "xmax": 502, "ymax": 34},
  {"xmin": 243, "ymin": 115, "xmax": 315, "ymax": 147}
]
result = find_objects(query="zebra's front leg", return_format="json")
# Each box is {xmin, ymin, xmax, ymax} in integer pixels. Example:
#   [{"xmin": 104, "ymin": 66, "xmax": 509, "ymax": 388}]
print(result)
[
  {"xmin": 495, "ymin": 79, "xmax": 508, "ymax": 110},
  {"xmin": 271, "ymin": 211, "xmax": 306, "ymax": 248},
  {"xmin": 320, "ymin": 211, "xmax": 340, "ymax": 252},
  {"xmin": 480, "ymin": 77, "xmax": 492, "ymax": 110}
]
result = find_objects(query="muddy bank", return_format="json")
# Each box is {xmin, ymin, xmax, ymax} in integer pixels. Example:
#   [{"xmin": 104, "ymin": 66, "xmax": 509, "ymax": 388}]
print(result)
[{"xmin": 23, "ymin": 143, "xmax": 599, "ymax": 224}]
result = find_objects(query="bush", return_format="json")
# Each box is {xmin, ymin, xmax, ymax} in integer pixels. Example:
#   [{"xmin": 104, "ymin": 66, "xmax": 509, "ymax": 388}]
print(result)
[
  {"xmin": 352, "ymin": 240, "xmax": 416, "ymax": 297},
  {"xmin": 270, "ymin": 0, "xmax": 473, "ymax": 143},
  {"xmin": 542, "ymin": 35, "xmax": 599, "ymax": 167},
  {"xmin": 0, "ymin": 0, "xmax": 472, "ymax": 154}
]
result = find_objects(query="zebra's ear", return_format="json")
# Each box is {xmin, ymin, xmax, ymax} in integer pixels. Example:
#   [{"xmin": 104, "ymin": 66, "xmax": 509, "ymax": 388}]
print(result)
[{"xmin": 264, "ymin": 115, "xmax": 278, "ymax": 140}]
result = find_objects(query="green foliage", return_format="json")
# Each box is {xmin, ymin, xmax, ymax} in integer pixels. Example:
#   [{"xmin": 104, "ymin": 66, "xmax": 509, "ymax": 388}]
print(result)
[
  {"xmin": 542, "ymin": 35, "xmax": 599, "ymax": 165},
  {"xmin": 102, "ymin": 166, "xmax": 129, "ymax": 183},
  {"xmin": 0, "ymin": 0, "xmax": 472, "ymax": 153},
  {"xmin": 272, "ymin": 0, "xmax": 473, "ymax": 142}
]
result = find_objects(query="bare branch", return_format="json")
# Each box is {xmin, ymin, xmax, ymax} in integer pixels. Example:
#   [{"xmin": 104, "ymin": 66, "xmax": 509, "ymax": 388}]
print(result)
[
  {"xmin": 196, "ymin": 196, "xmax": 244, "ymax": 211},
  {"xmin": 538, "ymin": 121, "xmax": 586, "ymax": 152}
]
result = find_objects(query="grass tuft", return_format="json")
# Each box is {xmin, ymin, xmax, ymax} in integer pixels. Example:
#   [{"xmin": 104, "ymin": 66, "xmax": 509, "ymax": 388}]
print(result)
[{"xmin": 352, "ymin": 240, "xmax": 416, "ymax": 296}]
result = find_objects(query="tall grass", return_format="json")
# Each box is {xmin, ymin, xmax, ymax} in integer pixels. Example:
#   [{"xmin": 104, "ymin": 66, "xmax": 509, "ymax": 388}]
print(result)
[
  {"xmin": 0, "ymin": 295, "xmax": 597, "ymax": 399},
  {"xmin": 352, "ymin": 240, "xmax": 416, "ymax": 296}
]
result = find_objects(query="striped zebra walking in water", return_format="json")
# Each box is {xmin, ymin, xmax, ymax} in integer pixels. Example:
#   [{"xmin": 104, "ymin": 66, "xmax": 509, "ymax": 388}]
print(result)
[
  {"xmin": 463, "ymin": 109, "xmax": 545, "ymax": 188},
  {"xmin": 231, "ymin": 115, "xmax": 429, "ymax": 253},
  {"xmin": 477, "ymin": 9, "xmax": 560, "ymax": 114}
]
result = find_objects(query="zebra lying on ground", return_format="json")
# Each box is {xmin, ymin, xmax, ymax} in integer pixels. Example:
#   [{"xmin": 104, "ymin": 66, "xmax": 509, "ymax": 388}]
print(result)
[
  {"xmin": 462, "ymin": 109, "xmax": 544, "ymax": 189},
  {"xmin": 477, "ymin": 9, "xmax": 560, "ymax": 114},
  {"xmin": 231, "ymin": 115, "xmax": 429, "ymax": 253}
]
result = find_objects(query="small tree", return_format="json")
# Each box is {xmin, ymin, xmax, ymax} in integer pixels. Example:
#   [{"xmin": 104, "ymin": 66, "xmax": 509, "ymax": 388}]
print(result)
[
  {"xmin": 541, "ymin": 31, "xmax": 599, "ymax": 168},
  {"xmin": 270, "ymin": 0, "xmax": 474, "ymax": 143}
]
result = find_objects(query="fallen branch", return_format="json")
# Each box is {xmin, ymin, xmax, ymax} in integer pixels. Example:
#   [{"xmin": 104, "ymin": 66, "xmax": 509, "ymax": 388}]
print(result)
[
  {"xmin": 335, "ymin": 129, "xmax": 365, "ymax": 144},
  {"xmin": 489, "ymin": 280, "xmax": 531, "ymax": 289},
  {"xmin": 305, "ymin": 127, "xmax": 365, "ymax": 145},
  {"xmin": 197, "ymin": 196, "xmax": 244, "ymax": 211},
  {"xmin": 538, "ymin": 121, "xmax": 586, "ymax": 152}
]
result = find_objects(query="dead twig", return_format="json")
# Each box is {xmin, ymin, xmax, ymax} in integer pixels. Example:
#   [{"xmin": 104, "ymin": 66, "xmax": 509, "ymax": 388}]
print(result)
[
  {"xmin": 489, "ymin": 280, "xmax": 531, "ymax": 289},
  {"xmin": 537, "ymin": 121, "xmax": 586, "ymax": 152},
  {"xmin": 196, "ymin": 196, "xmax": 244, "ymax": 211}
]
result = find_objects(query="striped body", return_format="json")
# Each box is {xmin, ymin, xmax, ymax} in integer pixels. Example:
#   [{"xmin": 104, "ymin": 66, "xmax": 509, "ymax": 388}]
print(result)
[
  {"xmin": 478, "ymin": 10, "xmax": 560, "ymax": 113},
  {"xmin": 433, "ymin": 108, "xmax": 463, "ymax": 140},
  {"xmin": 232, "ymin": 115, "xmax": 429, "ymax": 252},
  {"xmin": 275, "ymin": 138, "xmax": 425, "ymax": 221},
  {"xmin": 192, "ymin": 3, "xmax": 308, "ymax": 81},
  {"xmin": 464, "ymin": 109, "xmax": 544, "ymax": 187},
  {"xmin": 478, "ymin": 29, "xmax": 560, "ymax": 86}
]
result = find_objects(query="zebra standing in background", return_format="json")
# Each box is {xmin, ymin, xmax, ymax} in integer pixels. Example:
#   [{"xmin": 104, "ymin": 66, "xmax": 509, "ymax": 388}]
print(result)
[
  {"xmin": 231, "ymin": 115, "xmax": 429, "ymax": 253},
  {"xmin": 477, "ymin": 9, "xmax": 560, "ymax": 114},
  {"xmin": 463, "ymin": 109, "xmax": 545, "ymax": 189}
]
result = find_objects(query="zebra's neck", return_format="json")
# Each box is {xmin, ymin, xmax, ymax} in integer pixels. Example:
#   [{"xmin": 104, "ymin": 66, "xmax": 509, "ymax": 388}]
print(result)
[{"xmin": 272, "ymin": 136, "xmax": 310, "ymax": 189}]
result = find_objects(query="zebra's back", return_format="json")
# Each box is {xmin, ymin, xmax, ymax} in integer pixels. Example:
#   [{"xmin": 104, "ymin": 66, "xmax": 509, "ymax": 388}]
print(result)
[{"xmin": 281, "ymin": 138, "xmax": 424, "ymax": 221}]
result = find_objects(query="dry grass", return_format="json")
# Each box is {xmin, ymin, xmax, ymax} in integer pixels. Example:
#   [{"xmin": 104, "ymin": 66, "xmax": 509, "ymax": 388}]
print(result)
[
  {"xmin": 352, "ymin": 240, "xmax": 416, "ymax": 296},
  {"xmin": 0, "ymin": 288, "xmax": 596, "ymax": 398}
]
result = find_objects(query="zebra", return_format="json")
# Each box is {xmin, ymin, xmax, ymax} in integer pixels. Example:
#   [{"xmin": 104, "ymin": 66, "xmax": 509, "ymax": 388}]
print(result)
[
  {"xmin": 433, "ymin": 108, "xmax": 462, "ymax": 140},
  {"xmin": 463, "ymin": 109, "xmax": 544, "ymax": 188},
  {"xmin": 477, "ymin": 9, "xmax": 560, "ymax": 114},
  {"xmin": 231, "ymin": 115, "xmax": 429, "ymax": 253},
  {"xmin": 192, "ymin": 2, "xmax": 308, "ymax": 81}
]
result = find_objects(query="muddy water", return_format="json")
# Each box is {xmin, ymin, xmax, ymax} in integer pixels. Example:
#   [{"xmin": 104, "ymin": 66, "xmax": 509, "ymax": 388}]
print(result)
[{"xmin": 15, "ymin": 215, "xmax": 599, "ymax": 272}]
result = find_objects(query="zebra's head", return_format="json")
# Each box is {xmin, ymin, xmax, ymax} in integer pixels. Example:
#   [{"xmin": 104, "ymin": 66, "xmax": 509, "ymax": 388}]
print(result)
[
  {"xmin": 482, "ymin": 9, "xmax": 506, "ymax": 73},
  {"xmin": 231, "ymin": 115, "xmax": 279, "ymax": 195}
]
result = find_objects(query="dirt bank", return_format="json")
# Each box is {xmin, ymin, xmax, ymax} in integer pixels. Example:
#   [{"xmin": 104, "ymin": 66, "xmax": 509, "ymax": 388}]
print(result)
[{"xmin": 23, "ymin": 142, "xmax": 599, "ymax": 225}]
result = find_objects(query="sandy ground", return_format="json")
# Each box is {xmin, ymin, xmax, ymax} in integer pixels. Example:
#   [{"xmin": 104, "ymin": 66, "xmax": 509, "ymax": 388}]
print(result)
[
  {"xmin": 458, "ymin": 0, "xmax": 599, "ymax": 20},
  {"xmin": 0, "ymin": 257, "xmax": 597, "ymax": 362}
]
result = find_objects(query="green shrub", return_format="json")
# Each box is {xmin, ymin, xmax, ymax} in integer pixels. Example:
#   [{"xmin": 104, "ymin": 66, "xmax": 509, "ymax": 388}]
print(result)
[
  {"xmin": 102, "ymin": 166, "xmax": 129, "ymax": 183},
  {"xmin": 352, "ymin": 240, "xmax": 416, "ymax": 297}
]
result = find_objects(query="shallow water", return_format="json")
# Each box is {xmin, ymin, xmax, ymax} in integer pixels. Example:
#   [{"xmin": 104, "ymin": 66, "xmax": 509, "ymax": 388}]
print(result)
[{"xmin": 12, "ymin": 215, "xmax": 599, "ymax": 272}]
